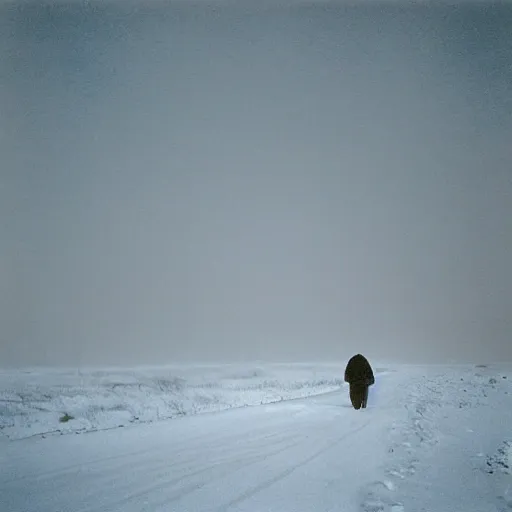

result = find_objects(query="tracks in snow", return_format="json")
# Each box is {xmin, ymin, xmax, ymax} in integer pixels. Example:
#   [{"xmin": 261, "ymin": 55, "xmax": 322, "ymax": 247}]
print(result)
[{"xmin": 3, "ymin": 387, "xmax": 389, "ymax": 512}]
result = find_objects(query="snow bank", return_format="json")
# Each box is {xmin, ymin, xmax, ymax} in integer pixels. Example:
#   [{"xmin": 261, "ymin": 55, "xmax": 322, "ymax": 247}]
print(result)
[{"xmin": 0, "ymin": 362, "xmax": 354, "ymax": 440}]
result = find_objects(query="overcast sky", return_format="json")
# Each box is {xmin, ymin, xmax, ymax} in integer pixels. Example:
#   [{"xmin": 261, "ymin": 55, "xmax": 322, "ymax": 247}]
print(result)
[{"xmin": 1, "ymin": 1, "xmax": 511, "ymax": 367}]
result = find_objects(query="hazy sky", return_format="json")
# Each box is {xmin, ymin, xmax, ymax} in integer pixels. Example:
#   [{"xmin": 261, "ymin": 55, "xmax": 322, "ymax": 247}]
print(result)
[{"xmin": 1, "ymin": 1, "xmax": 511, "ymax": 367}]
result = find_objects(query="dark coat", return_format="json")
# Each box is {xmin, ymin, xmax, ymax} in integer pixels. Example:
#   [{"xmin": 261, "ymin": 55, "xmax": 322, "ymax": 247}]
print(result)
[{"xmin": 344, "ymin": 353, "xmax": 375, "ymax": 387}]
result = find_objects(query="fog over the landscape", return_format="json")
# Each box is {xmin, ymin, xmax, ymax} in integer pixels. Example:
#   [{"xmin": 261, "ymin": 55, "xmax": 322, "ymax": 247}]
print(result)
[{"xmin": 1, "ymin": 1, "xmax": 511, "ymax": 367}]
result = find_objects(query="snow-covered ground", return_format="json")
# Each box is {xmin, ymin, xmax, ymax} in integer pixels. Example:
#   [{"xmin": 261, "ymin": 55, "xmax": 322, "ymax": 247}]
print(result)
[
  {"xmin": 1, "ymin": 362, "xmax": 511, "ymax": 512},
  {"xmin": 0, "ymin": 363, "xmax": 348, "ymax": 440}
]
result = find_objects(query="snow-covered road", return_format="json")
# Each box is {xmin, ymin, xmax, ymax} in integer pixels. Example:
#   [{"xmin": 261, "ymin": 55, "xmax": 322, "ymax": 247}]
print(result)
[
  {"xmin": 1, "ymin": 370, "xmax": 405, "ymax": 512},
  {"xmin": 2, "ymin": 365, "xmax": 511, "ymax": 512}
]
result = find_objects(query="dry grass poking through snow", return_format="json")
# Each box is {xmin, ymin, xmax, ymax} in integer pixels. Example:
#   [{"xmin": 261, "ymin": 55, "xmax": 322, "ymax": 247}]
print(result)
[{"xmin": 0, "ymin": 363, "xmax": 346, "ymax": 440}]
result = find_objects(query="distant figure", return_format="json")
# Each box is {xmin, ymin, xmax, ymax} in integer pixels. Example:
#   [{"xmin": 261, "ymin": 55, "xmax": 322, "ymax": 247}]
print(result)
[{"xmin": 344, "ymin": 354, "xmax": 375, "ymax": 410}]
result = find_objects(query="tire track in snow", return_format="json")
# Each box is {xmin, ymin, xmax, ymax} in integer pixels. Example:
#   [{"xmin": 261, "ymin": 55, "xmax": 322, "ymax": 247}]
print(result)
[
  {"xmin": 76, "ymin": 437, "xmax": 305, "ymax": 512},
  {"xmin": 7, "ymin": 426, "xmax": 309, "ymax": 512},
  {"xmin": 217, "ymin": 418, "xmax": 373, "ymax": 511},
  {"xmin": 3, "ymin": 414, "xmax": 303, "ymax": 485}
]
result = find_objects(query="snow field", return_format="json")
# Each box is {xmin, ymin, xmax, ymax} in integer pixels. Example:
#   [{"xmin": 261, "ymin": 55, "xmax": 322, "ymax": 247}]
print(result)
[
  {"xmin": 0, "ymin": 362, "xmax": 349, "ymax": 440},
  {"xmin": 1, "ymin": 362, "xmax": 511, "ymax": 512},
  {"xmin": 360, "ymin": 364, "xmax": 512, "ymax": 512}
]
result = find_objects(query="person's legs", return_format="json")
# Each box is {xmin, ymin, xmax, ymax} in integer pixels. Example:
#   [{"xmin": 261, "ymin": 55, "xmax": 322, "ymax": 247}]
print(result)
[
  {"xmin": 349, "ymin": 383, "xmax": 363, "ymax": 409},
  {"xmin": 361, "ymin": 385, "xmax": 369, "ymax": 408}
]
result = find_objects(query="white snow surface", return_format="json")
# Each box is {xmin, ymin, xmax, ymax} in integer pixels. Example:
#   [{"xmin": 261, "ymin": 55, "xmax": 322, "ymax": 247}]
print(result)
[
  {"xmin": 1, "ymin": 362, "xmax": 512, "ymax": 512},
  {"xmin": 0, "ymin": 363, "xmax": 348, "ymax": 440}
]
